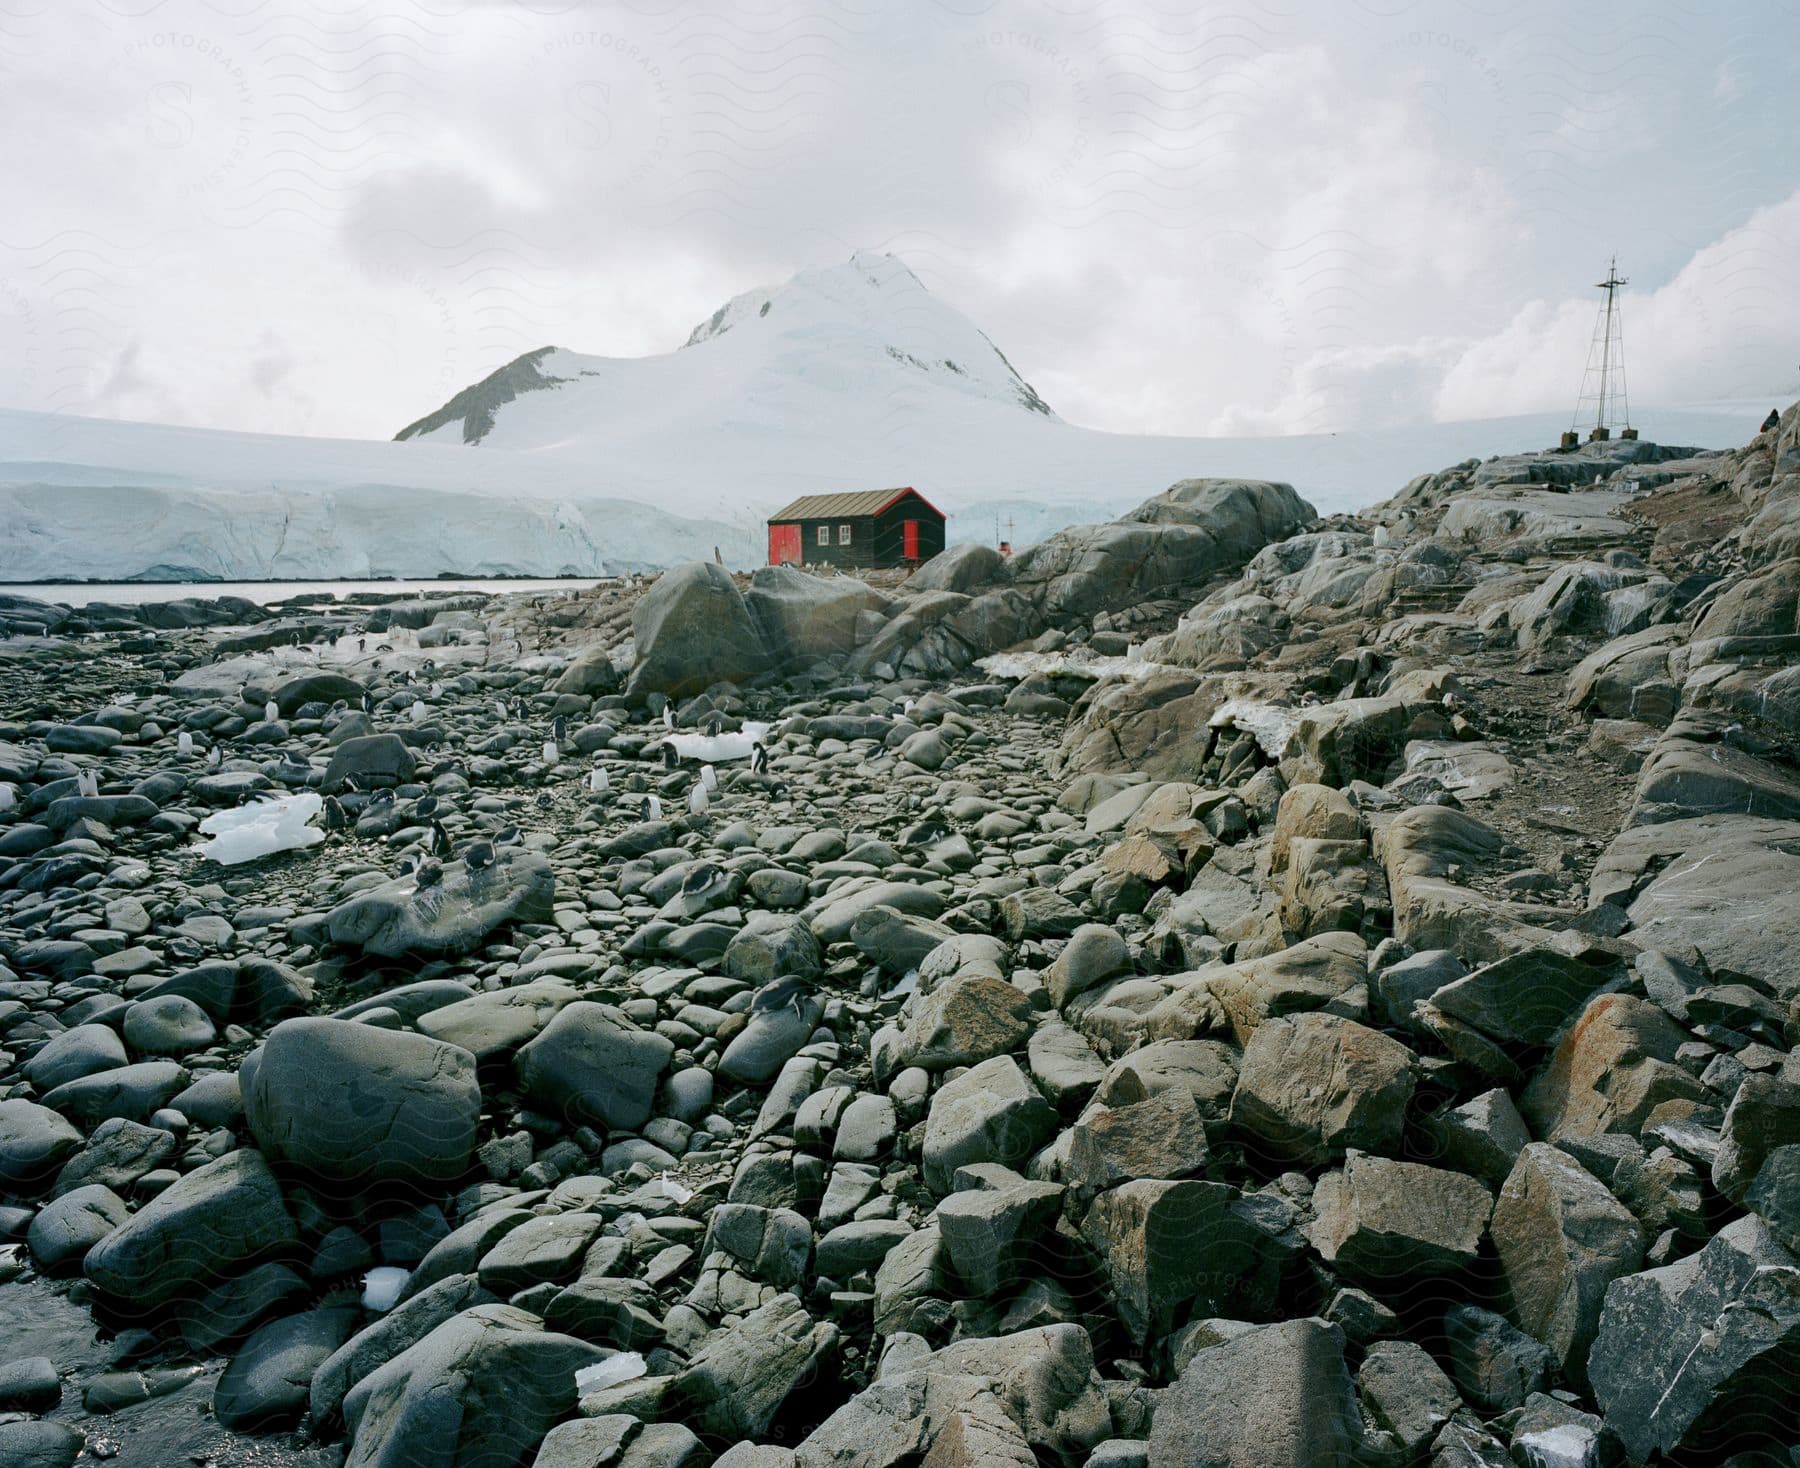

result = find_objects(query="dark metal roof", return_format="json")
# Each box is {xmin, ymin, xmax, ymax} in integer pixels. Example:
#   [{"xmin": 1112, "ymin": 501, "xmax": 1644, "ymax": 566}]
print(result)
[{"xmin": 767, "ymin": 486, "xmax": 939, "ymax": 522}]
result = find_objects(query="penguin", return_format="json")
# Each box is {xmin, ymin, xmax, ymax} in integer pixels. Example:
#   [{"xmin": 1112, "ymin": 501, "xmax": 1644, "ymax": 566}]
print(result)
[
  {"xmin": 640, "ymin": 794, "xmax": 662, "ymax": 822},
  {"xmin": 358, "ymin": 637, "xmax": 366, "ymax": 652},
  {"xmin": 589, "ymin": 765, "xmax": 610, "ymax": 795},
  {"xmin": 750, "ymin": 742, "xmax": 769, "ymax": 775},
  {"xmin": 321, "ymin": 794, "xmax": 349, "ymax": 832},
  {"xmin": 700, "ymin": 764, "xmax": 718, "ymax": 791},
  {"xmin": 428, "ymin": 819, "xmax": 453, "ymax": 859},
  {"xmin": 207, "ymin": 745, "xmax": 222, "ymax": 769},
  {"xmin": 414, "ymin": 794, "xmax": 439, "ymax": 818},
  {"xmin": 370, "ymin": 788, "xmax": 395, "ymax": 809},
  {"xmin": 464, "ymin": 839, "xmax": 496, "ymax": 871},
  {"xmin": 414, "ymin": 857, "xmax": 443, "ymax": 889},
  {"xmin": 681, "ymin": 862, "xmax": 721, "ymax": 896},
  {"xmin": 662, "ymin": 705, "xmax": 674, "ymax": 731},
  {"xmin": 495, "ymin": 825, "xmax": 521, "ymax": 846},
  {"xmin": 688, "ymin": 783, "xmax": 709, "ymax": 816},
  {"xmin": 706, "ymin": 714, "xmax": 724, "ymax": 737},
  {"xmin": 552, "ymin": 714, "xmax": 568, "ymax": 746},
  {"xmin": 535, "ymin": 791, "xmax": 554, "ymax": 810},
  {"xmin": 661, "ymin": 742, "xmax": 679, "ymax": 771},
  {"xmin": 494, "ymin": 699, "xmax": 508, "ymax": 719},
  {"xmin": 752, "ymin": 975, "xmax": 812, "ymax": 1018},
  {"xmin": 768, "ymin": 781, "xmax": 789, "ymax": 802},
  {"xmin": 361, "ymin": 690, "xmax": 374, "ymax": 714}
]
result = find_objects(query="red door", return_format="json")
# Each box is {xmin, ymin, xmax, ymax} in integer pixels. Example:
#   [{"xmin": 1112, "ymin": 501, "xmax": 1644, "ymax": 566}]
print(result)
[
  {"xmin": 902, "ymin": 519, "xmax": 919, "ymax": 561},
  {"xmin": 768, "ymin": 523, "xmax": 801, "ymax": 565}
]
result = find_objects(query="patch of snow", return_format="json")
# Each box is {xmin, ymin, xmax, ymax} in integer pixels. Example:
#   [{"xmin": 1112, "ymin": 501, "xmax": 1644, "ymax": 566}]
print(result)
[
  {"xmin": 1208, "ymin": 699, "xmax": 1301, "ymax": 757},
  {"xmin": 666, "ymin": 721, "xmax": 772, "ymax": 762},
  {"xmin": 976, "ymin": 650, "xmax": 1173, "ymax": 683},
  {"xmin": 194, "ymin": 792, "xmax": 325, "ymax": 865}
]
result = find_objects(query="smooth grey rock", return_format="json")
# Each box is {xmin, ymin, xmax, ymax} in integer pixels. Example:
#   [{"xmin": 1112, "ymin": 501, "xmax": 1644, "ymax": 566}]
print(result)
[
  {"xmin": 243, "ymin": 1017, "xmax": 481, "ymax": 1187},
  {"xmin": 312, "ymin": 1273, "xmax": 497, "ymax": 1426},
  {"xmin": 84, "ymin": 1149, "xmax": 297, "ymax": 1309},
  {"xmin": 514, "ymin": 1001, "xmax": 675, "ymax": 1131},
  {"xmin": 0, "ymin": 1099, "xmax": 83, "ymax": 1192},
  {"xmin": 326, "ymin": 849, "xmax": 556, "ymax": 959},
  {"xmin": 341, "ymin": 1304, "xmax": 607, "ymax": 1468},
  {"xmin": 27, "ymin": 1184, "xmax": 128, "ymax": 1271},
  {"xmin": 22, "ymin": 1023, "xmax": 126, "ymax": 1091},
  {"xmin": 214, "ymin": 1306, "xmax": 359, "ymax": 1431}
]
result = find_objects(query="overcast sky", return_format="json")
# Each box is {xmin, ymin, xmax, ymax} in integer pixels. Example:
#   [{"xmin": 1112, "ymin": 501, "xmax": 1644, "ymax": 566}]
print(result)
[{"xmin": 3, "ymin": 0, "xmax": 1796, "ymax": 443}]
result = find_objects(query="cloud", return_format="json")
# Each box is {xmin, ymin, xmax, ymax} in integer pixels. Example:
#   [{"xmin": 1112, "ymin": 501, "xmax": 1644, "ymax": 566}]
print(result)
[{"xmin": 0, "ymin": 0, "xmax": 1793, "ymax": 442}]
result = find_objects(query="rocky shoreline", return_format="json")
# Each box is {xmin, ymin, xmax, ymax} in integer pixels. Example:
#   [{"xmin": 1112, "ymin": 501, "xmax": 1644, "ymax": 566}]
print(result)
[{"xmin": 0, "ymin": 407, "xmax": 1797, "ymax": 1467}]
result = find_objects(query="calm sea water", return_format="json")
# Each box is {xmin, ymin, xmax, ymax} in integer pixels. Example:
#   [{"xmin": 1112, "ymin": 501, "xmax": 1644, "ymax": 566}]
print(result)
[{"xmin": 1, "ymin": 578, "xmax": 609, "ymax": 608}]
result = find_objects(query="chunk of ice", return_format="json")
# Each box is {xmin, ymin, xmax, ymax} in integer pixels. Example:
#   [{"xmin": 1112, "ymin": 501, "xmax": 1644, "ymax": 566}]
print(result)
[
  {"xmin": 362, "ymin": 1266, "xmax": 409, "ymax": 1312},
  {"xmin": 575, "ymin": 1352, "xmax": 647, "ymax": 1396},
  {"xmin": 665, "ymin": 721, "xmax": 772, "ymax": 763},
  {"xmin": 194, "ymin": 792, "xmax": 326, "ymax": 866}
]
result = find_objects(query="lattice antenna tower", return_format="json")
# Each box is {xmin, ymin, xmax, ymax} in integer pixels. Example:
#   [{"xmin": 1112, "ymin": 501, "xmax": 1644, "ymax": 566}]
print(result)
[{"xmin": 1571, "ymin": 256, "xmax": 1632, "ymax": 439}]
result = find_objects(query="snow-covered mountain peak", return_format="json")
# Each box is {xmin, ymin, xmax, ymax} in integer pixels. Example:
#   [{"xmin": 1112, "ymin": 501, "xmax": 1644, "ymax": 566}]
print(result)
[
  {"xmin": 392, "ymin": 252, "xmax": 1055, "ymax": 450},
  {"xmin": 682, "ymin": 250, "xmax": 928, "ymax": 347}
]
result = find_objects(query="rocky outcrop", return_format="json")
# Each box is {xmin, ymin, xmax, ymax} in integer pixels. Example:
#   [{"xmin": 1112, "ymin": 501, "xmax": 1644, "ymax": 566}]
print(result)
[{"xmin": 3, "ymin": 406, "xmax": 1799, "ymax": 1468}]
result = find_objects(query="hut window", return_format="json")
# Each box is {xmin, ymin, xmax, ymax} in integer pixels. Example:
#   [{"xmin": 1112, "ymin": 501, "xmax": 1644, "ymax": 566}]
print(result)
[
  {"xmin": 816, "ymin": 525, "xmax": 829, "ymax": 546},
  {"xmin": 838, "ymin": 524, "xmax": 852, "ymax": 544}
]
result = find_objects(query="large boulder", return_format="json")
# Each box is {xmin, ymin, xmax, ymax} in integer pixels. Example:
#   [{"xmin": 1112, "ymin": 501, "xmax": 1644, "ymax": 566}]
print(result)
[
  {"xmin": 322, "ymin": 733, "xmax": 416, "ymax": 793},
  {"xmin": 1229, "ymin": 1012, "xmax": 1415, "ymax": 1164},
  {"xmin": 242, "ymin": 1018, "xmax": 481, "ymax": 1188},
  {"xmin": 896, "ymin": 973, "xmax": 1034, "ymax": 1071},
  {"xmin": 0, "ymin": 1099, "xmax": 83, "ymax": 1192},
  {"xmin": 904, "ymin": 542, "xmax": 1009, "ymax": 594},
  {"xmin": 83, "ymin": 1149, "xmax": 298, "ymax": 1309},
  {"xmin": 627, "ymin": 561, "xmax": 773, "ymax": 698},
  {"xmin": 921, "ymin": 1056, "xmax": 1056, "ymax": 1193},
  {"xmin": 513, "ymin": 1001, "xmax": 675, "ymax": 1131},
  {"xmin": 1590, "ymin": 815, "xmax": 1800, "ymax": 998},
  {"xmin": 1146, "ymin": 1318, "xmax": 1364, "ymax": 1466},
  {"xmin": 1079, "ymin": 1178, "xmax": 1259, "ymax": 1344},
  {"xmin": 325, "ymin": 850, "xmax": 555, "ymax": 960},
  {"xmin": 214, "ymin": 1306, "xmax": 360, "ymax": 1431},
  {"xmin": 1589, "ymin": 1216, "xmax": 1800, "ymax": 1461},
  {"xmin": 795, "ymin": 1325, "xmax": 1109, "ymax": 1466},
  {"xmin": 1310, "ymin": 1152, "xmax": 1492, "ymax": 1283},
  {"xmin": 1490, "ymin": 1143, "xmax": 1644, "ymax": 1384},
  {"xmin": 414, "ymin": 980, "xmax": 580, "ymax": 1060},
  {"xmin": 272, "ymin": 671, "xmax": 367, "ymax": 717},
  {"xmin": 551, "ymin": 642, "xmax": 622, "ymax": 697},
  {"xmin": 311, "ymin": 1274, "xmax": 497, "ymax": 1427},
  {"xmin": 1521, "ymin": 992, "xmax": 1709, "ymax": 1141},
  {"xmin": 670, "ymin": 1293, "xmax": 840, "ymax": 1439},
  {"xmin": 745, "ymin": 565, "xmax": 887, "ymax": 660},
  {"xmin": 341, "ymin": 1304, "xmax": 607, "ymax": 1468},
  {"xmin": 989, "ymin": 479, "xmax": 1314, "ymax": 634},
  {"xmin": 1143, "ymin": 931, "xmax": 1368, "ymax": 1046}
]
